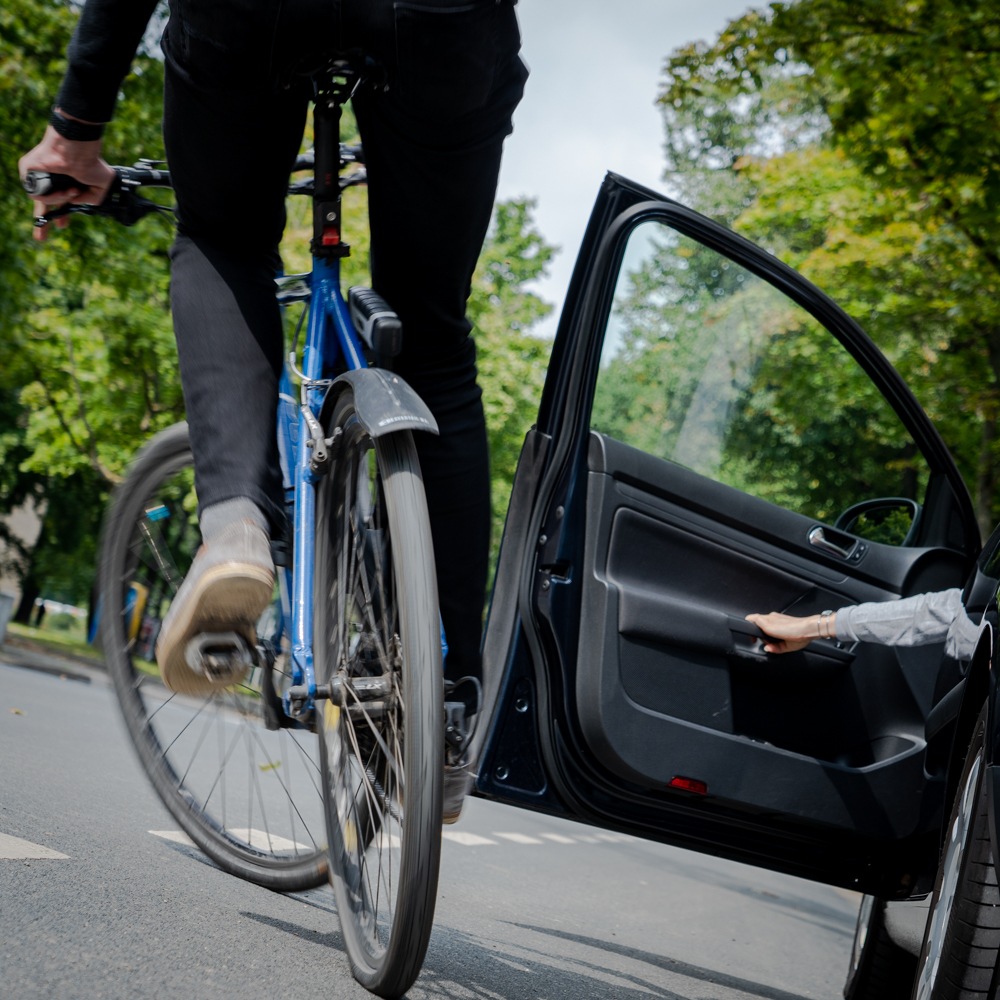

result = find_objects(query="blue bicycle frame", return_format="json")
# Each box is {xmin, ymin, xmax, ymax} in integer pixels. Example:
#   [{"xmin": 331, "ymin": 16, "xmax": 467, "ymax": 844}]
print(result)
[{"xmin": 276, "ymin": 257, "xmax": 355, "ymax": 719}]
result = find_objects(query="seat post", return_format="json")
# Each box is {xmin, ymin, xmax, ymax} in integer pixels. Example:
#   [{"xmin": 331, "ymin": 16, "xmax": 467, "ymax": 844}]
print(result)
[{"xmin": 310, "ymin": 63, "xmax": 357, "ymax": 260}]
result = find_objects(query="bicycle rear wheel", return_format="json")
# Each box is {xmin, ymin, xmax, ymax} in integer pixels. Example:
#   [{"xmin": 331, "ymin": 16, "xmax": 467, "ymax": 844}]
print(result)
[
  {"xmin": 99, "ymin": 422, "xmax": 328, "ymax": 891},
  {"xmin": 315, "ymin": 391, "xmax": 443, "ymax": 999}
]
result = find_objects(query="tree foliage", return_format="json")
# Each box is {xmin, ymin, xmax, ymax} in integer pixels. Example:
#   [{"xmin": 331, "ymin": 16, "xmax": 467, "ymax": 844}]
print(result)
[
  {"xmin": 2, "ymin": 0, "xmax": 175, "ymax": 610},
  {"xmin": 593, "ymin": 220, "xmax": 926, "ymax": 535},
  {"xmin": 468, "ymin": 197, "xmax": 554, "ymax": 543},
  {"xmin": 653, "ymin": 0, "xmax": 1000, "ymax": 537}
]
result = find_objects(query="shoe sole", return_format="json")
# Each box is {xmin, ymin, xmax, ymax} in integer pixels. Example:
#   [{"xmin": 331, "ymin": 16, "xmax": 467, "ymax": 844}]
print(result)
[{"xmin": 156, "ymin": 563, "xmax": 274, "ymax": 697}]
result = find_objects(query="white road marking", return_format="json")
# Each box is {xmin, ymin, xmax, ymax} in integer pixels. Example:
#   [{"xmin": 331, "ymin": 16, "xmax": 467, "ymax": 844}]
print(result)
[
  {"xmin": 0, "ymin": 833, "xmax": 69, "ymax": 860},
  {"xmin": 150, "ymin": 829, "xmax": 314, "ymax": 852},
  {"xmin": 442, "ymin": 831, "xmax": 498, "ymax": 846},
  {"xmin": 495, "ymin": 832, "xmax": 544, "ymax": 845},
  {"xmin": 227, "ymin": 829, "xmax": 316, "ymax": 852},
  {"xmin": 150, "ymin": 826, "xmax": 636, "ymax": 853},
  {"xmin": 150, "ymin": 830, "xmax": 194, "ymax": 846}
]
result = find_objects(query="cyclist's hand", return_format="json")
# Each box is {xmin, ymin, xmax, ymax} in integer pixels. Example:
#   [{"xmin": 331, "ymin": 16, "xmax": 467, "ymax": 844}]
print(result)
[
  {"xmin": 18, "ymin": 125, "xmax": 115, "ymax": 242},
  {"xmin": 745, "ymin": 611, "xmax": 824, "ymax": 654}
]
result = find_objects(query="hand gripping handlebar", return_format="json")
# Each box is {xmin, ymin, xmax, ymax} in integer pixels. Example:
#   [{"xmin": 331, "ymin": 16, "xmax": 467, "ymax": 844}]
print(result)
[{"xmin": 23, "ymin": 163, "xmax": 173, "ymax": 227}]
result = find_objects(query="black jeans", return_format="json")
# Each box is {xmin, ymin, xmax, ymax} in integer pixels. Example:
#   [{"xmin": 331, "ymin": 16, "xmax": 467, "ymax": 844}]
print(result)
[{"xmin": 160, "ymin": 0, "xmax": 527, "ymax": 686}]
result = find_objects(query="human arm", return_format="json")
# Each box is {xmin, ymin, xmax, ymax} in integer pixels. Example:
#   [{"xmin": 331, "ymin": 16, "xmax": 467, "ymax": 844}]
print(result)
[
  {"xmin": 56, "ymin": 0, "xmax": 160, "ymax": 125},
  {"xmin": 17, "ymin": 0, "xmax": 159, "ymax": 238},
  {"xmin": 837, "ymin": 588, "xmax": 983, "ymax": 660},
  {"xmin": 748, "ymin": 588, "xmax": 984, "ymax": 659}
]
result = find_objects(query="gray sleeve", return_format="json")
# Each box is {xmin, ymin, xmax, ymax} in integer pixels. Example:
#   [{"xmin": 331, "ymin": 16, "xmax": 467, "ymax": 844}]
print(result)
[{"xmin": 835, "ymin": 588, "xmax": 988, "ymax": 660}]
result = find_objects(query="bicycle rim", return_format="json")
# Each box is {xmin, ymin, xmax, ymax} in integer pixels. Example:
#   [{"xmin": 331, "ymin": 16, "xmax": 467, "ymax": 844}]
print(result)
[
  {"xmin": 316, "ymin": 394, "xmax": 443, "ymax": 998},
  {"xmin": 99, "ymin": 422, "xmax": 328, "ymax": 891}
]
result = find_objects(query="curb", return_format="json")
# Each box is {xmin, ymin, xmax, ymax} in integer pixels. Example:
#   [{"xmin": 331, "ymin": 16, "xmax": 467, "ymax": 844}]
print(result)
[{"xmin": 0, "ymin": 635, "xmax": 104, "ymax": 683}]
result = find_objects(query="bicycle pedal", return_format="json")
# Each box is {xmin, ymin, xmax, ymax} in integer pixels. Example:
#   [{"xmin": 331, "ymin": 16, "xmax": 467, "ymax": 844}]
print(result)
[{"xmin": 184, "ymin": 631, "xmax": 254, "ymax": 683}]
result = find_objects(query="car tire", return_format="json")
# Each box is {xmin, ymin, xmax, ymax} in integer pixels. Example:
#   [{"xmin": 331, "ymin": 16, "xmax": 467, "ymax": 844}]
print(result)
[
  {"xmin": 844, "ymin": 894, "xmax": 917, "ymax": 999},
  {"xmin": 911, "ymin": 704, "xmax": 1000, "ymax": 1000}
]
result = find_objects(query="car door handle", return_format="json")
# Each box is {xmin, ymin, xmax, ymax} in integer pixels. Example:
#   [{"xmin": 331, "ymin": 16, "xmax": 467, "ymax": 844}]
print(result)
[{"xmin": 808, "ymin": 525, "xmax": 855, "ymax": 560}]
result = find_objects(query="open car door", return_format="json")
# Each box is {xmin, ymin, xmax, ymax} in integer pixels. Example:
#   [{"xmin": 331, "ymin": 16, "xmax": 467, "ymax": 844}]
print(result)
[{"xmin": 476, "ymin": 173, "xmax": 981, "ymax": 899}]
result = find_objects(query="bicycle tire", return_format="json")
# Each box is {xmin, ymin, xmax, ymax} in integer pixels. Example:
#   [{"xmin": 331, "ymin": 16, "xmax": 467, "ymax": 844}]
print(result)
[
  {"xmin": 315, "ymin": 390, "xmax": 443, "ymax": 999},
  {"xmin": 99, "ymin": 421, "xmax": 328, "ymax": 891}
]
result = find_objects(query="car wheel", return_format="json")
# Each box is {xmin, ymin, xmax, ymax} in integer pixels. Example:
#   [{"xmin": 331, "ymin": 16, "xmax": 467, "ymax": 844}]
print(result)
[
  {"xmin": 844, "ymin": 894, "xmax": 916, "ymax": 999},
  {"xmin": 912, "ymin": 705, "xmax": 1000, "ymax": 1000}
]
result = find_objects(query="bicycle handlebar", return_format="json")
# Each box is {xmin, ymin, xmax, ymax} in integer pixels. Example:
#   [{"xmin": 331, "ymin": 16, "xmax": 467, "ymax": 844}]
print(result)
[
  {"xmin": 25, "ymin": 142, "xmax": 365, "ymax": 228},
  {"xmin": 24, "ymin": 163, "xmax": 174, "ymax": 228}
]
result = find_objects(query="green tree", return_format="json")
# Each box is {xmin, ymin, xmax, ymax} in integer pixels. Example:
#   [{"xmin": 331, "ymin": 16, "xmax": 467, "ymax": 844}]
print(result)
[
  {"xmin": 0, "ymin": 0, "xmax": 79, "ymax": 603},
  {"xmin": 593, "ymin": 218, "xmax": 927, "ymax": 529},
  {"xmin": 656, "ymin": 0, "xmax": 1000, "ymax": 535},
  {"xmin": 468, "ymin": 197, "xmax": 555, "ymax": 546},
  {"xmin": 2, "ymin": 0, "xmax": 175, "ymax": 611}
]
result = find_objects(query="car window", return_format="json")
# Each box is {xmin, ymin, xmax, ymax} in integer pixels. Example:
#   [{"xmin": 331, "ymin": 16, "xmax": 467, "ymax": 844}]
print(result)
[{"xmin": 591, "ymin": 219, "xmax": 930, "ymax": 545}]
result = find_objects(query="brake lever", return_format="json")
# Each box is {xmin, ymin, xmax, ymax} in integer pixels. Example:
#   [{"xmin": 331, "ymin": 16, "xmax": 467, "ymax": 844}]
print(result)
[
  {"xmin": 103, "ymin": 191, "xmax": 173, "ymax": 227},
  {"xmin": 34, "ymin": 203, "xmax": 77, "ymax": 227},
  {"xmin": 32, "ymin": 182, "xmax": 172, "ymax": 228}
]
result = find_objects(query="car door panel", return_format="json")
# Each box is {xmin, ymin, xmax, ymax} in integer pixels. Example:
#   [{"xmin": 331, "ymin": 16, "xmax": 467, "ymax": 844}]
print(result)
[
  {"xmin": 574, "ymin": 430, "xmax": 962, "ymax": 840},
  {"xmin": 478, "ymin": 173, "xmax": 980, "ymax": 894}
]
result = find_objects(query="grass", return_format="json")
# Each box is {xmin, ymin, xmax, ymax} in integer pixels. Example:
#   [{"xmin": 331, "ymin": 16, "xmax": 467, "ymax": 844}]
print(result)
[{"xmin": 5, "ymin": 620, "xmax": 104, "ymax": 665}]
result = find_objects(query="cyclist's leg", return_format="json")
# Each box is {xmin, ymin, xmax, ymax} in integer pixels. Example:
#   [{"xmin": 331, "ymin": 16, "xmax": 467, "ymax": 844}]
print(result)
[
  {"xmin": 352, "ymin": 0, "xmax": 528, "ymax": 696},
  {"xmin": 352, "ymin": 0, "xmax": 527, "ymax": 824},
  {"xmin": 162, "ymin": 7, "xmax": 308, "ymax": 530},
  {"xmin": 155, "ymin": 11, "xmax": 310, "ymax": 688}
]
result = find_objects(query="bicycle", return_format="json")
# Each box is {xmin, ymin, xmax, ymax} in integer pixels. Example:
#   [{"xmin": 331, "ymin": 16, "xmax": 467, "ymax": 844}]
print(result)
[{"xmin": 28, "ymin": 57, "xmax": 446, "ymax": 999}]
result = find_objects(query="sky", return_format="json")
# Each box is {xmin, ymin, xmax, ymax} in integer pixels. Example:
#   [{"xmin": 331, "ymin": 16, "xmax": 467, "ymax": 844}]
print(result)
[{"xmin": 495, "ymin": 0, "xmax": 751, "ymax": 333}]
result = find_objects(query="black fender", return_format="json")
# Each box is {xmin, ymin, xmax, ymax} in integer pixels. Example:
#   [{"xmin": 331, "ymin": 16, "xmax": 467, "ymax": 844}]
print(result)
[{"xmin": 322, "ymin": 368, "xmax": 438, "ymax": 439}]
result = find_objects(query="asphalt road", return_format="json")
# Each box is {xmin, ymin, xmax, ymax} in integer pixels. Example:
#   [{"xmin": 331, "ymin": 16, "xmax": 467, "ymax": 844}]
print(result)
[{"xmin": 0, "ymin": 647, "xmax": 860, "ymax": 1000}]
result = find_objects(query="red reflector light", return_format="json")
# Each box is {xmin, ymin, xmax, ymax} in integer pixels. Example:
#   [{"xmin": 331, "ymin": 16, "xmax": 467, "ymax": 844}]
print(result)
[
  {"xmin": 668, "ymin": 775, "xmax": 708, "ymax": 795},
  {"xmin": 322, "ymin": 227, "xmax": 340, "ymax": 246}
]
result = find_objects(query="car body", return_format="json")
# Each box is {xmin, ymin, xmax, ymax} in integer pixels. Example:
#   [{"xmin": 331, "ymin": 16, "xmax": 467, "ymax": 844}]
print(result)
[{"xmin": 472, "ymin": 173, "xmax": 1000, "ymax": 999}]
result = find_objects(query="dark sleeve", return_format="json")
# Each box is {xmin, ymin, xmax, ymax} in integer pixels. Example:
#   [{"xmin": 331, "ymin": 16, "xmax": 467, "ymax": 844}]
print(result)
[{"xmin": 55, "ymin": 0, "xmax": 161, "ymax": 124}]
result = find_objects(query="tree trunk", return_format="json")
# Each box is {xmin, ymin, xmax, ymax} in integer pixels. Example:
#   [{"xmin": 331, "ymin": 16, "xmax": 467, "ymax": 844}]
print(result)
[{"xmin": 14, "ymin": 575, "xmax": 39, "ymax": 624}]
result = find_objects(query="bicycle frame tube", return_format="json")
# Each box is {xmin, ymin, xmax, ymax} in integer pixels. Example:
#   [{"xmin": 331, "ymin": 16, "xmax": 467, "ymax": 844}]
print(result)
[{"xmin": 279, "ymin": 250, "xmax": 368, "ymax": 718}]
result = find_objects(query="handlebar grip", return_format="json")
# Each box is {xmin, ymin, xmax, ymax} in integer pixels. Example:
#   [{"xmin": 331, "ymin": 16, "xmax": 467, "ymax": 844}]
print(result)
[{"xmin": 23, "ymin": 171, "xmax": 85, "ymax": 198}]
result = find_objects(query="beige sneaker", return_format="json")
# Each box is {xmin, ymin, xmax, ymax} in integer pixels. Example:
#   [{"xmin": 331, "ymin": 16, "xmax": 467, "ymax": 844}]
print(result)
[{"xmin": 155, "ymin": 521, "xmax": 274, "ymax": 696}]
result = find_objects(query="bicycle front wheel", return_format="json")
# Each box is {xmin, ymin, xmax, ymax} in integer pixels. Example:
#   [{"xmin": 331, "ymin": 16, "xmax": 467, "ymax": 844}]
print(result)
[
  {"xmin": 315, "ymin": 390, "xmax": 443, "ymax": 999},
  {"xmin": 99, "ymin": 422, "xmax": 328, "ymax": 891}
]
